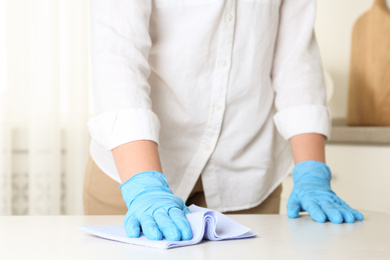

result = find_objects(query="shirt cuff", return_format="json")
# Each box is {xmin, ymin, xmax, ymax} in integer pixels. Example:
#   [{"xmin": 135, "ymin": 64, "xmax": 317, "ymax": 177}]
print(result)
[
  {"xmin": 273, "ymin": 105, "xmax": 331, "ymax": 140},
  {"xmin": 88, "ymin": 108, "xmax": 160, "ymax": 151}
]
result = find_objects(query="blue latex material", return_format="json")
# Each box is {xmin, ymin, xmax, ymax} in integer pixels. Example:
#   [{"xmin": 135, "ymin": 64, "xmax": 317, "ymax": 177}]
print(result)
[
  {"xmin": 120, "ymin": 171, "xmax": 192, "ymax": 241},
  {"xmin": 287, "ymin": 160, "xmax": 364, "ymax": 223}
]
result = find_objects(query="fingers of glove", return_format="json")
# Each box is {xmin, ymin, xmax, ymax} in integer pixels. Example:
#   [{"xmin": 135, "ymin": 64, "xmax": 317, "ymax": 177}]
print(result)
[
  {"xmin": 124, "ymin": 216, "xmax": 141, "ymax": 238},
  {"xmin": 304, "ymin": 200, "xmax": 327, "ymax": 223},
  {"xmin": 351, "ymin": 210, "xmax": 364, "ymax": 221},
  {"xmin": 153, "ymin": 209, "xmax": 182, "ymax": 241},
  {"xmin": 169, "ymin": 207, "xmax": 193, "ymax": 240},
  {"xmin": 138, "ymin": 215, "xmax": 163, "ymax": 240},
  {"xmin": 319, "ymin": 201, "xmax": 343, "ymax": 224},
  {"xmin": 286, "ymin": 194, "xmax": 301, "ymax": 218},
  {"xmin": 340, "ymin": 200, "xmax": 364, "ymax": 221},
  {"xmin": 333, "ymin": 203, "xmax": 355, "ymax": 223}
]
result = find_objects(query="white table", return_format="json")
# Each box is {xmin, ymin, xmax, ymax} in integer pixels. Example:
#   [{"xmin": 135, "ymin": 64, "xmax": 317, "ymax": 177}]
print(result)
[{"xmin": 0, "ymin": 212, "xmax": 389, "ymax": 260}]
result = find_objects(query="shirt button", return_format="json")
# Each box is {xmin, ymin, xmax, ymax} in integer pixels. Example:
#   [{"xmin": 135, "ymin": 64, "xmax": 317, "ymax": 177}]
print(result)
[
  {"xmin": 226, "ymin": 13, "xmax": 233, "ymax": 21},
  {"xmin": 214, "ymin": 104, "xmax": 222, "ymax": 111},
  {"xmin": 205, "ymin": 144, "xmax": 212, "ymax": 151},
  {"xmin": 219, "ymin": 60, "xmax": 227, "ymax": 67}
]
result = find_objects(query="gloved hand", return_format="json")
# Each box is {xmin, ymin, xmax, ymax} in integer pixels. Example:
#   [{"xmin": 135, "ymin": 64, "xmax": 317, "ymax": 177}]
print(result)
[
  {"xmin": 120, "ymin": 171, "xmax": 192, "ymax": 241},
  {"xmin": 287, "ymin": 160, "xmax": 364, "ymax": 223}
]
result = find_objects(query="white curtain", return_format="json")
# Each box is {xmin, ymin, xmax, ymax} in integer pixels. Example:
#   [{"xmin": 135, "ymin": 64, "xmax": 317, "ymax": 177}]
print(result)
[{"xmin": 0, "ymin": 0, "xmax": 91, "ymax": 215}]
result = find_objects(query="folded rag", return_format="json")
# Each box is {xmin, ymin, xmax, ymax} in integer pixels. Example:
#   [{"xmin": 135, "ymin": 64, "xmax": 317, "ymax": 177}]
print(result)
[{"xmin": 79, "ymin": 205, "xmax": 257, "ymax": 249}]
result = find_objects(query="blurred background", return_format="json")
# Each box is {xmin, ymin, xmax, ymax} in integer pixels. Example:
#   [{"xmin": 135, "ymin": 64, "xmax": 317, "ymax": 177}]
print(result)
[
  {"xmin": 0, "ymin": 0, "xmax": 389, "ymax": 215},
  {"xmin": 1, "ymin": 0, "xmax": 90, "ymax": 215}
]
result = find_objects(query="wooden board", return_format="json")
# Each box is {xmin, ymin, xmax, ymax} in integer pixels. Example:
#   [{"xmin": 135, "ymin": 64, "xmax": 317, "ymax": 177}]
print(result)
[{"xmin": 347, "ymin": 0, "xmax": 390, "ymax": 126}]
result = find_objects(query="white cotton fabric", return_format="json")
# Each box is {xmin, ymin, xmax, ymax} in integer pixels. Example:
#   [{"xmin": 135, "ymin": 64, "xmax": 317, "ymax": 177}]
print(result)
[{"xmin": 88, "ymin": 0, "xmax": 331, "ymax": 212}]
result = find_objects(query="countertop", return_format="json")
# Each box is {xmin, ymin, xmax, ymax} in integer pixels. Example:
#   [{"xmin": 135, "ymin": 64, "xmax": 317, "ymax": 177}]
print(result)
[
  {"xmin": 328, "ymin": 118, "xmax": 390, "ymax": 144},
  {"xmin": 0, "ymin": 212, "xmax": 389, "ymax": 260}
]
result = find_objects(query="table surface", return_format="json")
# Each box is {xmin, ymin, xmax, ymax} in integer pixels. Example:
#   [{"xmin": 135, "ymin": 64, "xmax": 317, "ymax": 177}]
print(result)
[{"xmin": 1, "ymin": 212, "xmax": 389, "ymax": 260}]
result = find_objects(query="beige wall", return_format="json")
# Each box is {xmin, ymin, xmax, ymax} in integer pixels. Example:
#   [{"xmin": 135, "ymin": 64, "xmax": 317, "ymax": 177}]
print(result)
[{"xmin": 315, "ymin": 0, "xmax": 390, "ymax": 118}]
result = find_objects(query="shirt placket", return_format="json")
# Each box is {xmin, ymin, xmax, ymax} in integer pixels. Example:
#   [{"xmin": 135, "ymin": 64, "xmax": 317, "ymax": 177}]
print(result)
[{"xmin": 175, "ymin": 0, "xmax": 237, "ymax": 202}]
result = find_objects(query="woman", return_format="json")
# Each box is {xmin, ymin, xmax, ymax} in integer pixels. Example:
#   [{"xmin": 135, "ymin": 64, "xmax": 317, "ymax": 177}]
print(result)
[{"xmin": 84, "ymin": 0, "xmax": 363, "ymax": 241}]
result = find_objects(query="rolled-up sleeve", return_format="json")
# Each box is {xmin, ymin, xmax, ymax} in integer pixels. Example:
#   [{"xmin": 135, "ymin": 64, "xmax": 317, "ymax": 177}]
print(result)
[
  {"xmin": 272, "ymin": 0, "xmax": 331, "ymax": 140},
  {"xmin": 88, "ymin": 0, "xmax": 160, "ymax": 151}
]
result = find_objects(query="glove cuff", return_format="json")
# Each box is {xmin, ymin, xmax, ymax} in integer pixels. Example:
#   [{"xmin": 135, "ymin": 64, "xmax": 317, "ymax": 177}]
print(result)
[
  {"xmin": 292, "ymin": 160, "xmax": 331, "ymax": 183},
  {"xmin": 120, "ymin": 171, "xmax": 171, "ymax": 206}
]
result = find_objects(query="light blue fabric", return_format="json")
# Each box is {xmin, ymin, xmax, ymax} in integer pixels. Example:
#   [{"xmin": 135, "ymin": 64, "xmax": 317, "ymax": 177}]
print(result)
[
  {"xmin": 287, "ymin": 160, "xmax": 364, "ymax": 223},
  {"xmin": 120, "ymin": 171, "xmax": 192, "ymax": 241}
]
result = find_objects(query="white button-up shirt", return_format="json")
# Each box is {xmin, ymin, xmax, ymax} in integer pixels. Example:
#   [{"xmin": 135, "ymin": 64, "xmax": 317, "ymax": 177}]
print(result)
[{"xmin": 88, "ymin": 0, "xmax": 331, "ymax": 212}]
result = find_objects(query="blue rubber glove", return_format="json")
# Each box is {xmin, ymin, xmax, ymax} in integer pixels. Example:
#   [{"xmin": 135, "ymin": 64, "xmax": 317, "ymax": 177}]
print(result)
[
  {"xmin": 287, "ymin": 160, "xmax": 364, "ymax": 223},
  {"xmin": 120, "ymin": 171, "xmax": 192, "ymax": 241}
]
